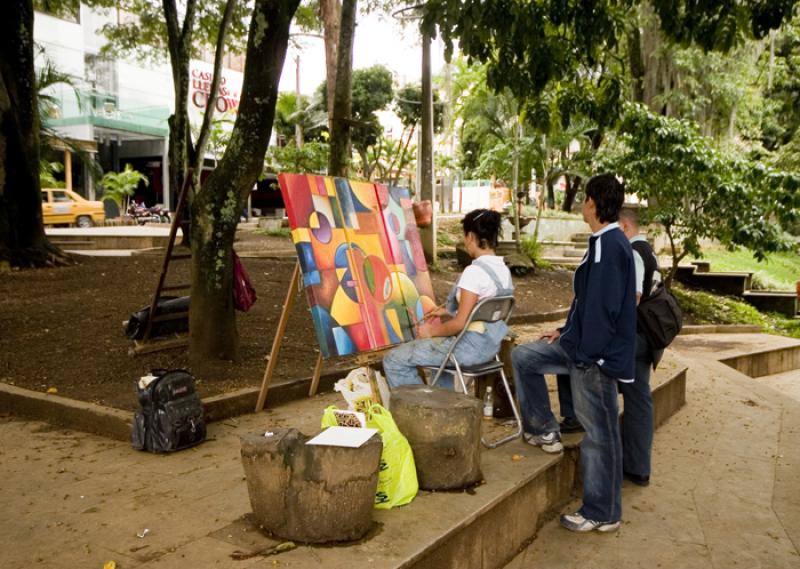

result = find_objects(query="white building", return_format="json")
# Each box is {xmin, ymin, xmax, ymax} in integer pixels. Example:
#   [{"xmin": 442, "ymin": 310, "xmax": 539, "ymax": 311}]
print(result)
[{"xmin": 35, "ymin": 2, "xmax": 244, "ymax": 210}]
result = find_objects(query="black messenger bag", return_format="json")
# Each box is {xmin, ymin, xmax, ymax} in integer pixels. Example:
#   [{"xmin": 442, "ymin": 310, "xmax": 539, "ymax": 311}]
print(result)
[{"xmin": 131, "ymin": 369, "xmax": 206, "ymax": 453}]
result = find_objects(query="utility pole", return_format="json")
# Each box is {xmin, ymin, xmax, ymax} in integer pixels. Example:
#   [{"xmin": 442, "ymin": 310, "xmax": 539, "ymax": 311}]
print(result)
[{"xmin": 294, "ymin": 54, "xmax": 303, "ymax": 147}]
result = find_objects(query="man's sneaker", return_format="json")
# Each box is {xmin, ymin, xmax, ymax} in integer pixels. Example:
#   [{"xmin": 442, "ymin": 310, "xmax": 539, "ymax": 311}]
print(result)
[
  {"xmin": 560, "ymin": 511, "xmax": 620, "ymax": 533},
  {"xmin": 559, "ymin": 418, "xmax": 585, "ymax": 433},
  {"xmin": 523, "ymin": 431, "xmax": 563, "ymax": 453}
]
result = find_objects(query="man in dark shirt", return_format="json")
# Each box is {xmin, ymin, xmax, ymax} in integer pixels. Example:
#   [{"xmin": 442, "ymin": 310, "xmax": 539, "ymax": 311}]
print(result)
[{"xmin": 512, "ymin": 174, "xmax": 636, "ymax": 532}]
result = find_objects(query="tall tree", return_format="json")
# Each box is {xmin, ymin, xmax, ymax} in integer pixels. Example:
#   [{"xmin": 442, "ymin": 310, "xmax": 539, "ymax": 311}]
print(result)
[
  {"xmin": 606, "ymin": 103, "xmax": 798, "ymax": 287},
  {"xmin": 189, "ymin": 0, "xmax": 301, "ymax": 368},
  {"xmin": 348, "ymin": 65, "xmax": 393, "ymax": 179},
  {"xmin": 0, "ymin": 0, "xmax": 69, "ymax": 267}
]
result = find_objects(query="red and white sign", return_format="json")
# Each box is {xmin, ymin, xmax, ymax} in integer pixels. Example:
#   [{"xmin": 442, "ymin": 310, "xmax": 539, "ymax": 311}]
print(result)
[{"xmin": 189, "ymin": 60, "xmax": 242, "ymax": 117}]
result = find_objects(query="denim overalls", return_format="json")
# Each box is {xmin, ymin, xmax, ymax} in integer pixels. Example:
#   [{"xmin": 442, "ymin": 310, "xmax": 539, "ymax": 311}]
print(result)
[{"xmin": 383, "ymin": 257, "xmax": 514, "ymax": 389}]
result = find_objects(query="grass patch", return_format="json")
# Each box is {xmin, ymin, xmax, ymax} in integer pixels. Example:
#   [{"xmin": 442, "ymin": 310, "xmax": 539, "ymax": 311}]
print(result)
[
  {"xmin": 691, "ymin": 247, "xmax": 800, "ymax": 290},
  {"xmin": 254, "ymin": 227, "xmax": 292, "ymax": 238},
  {"xmin": 672, "ymin": 284, "xmax": 800, "ymax": 339},
  {"xmin": 437, "ymin": 231, "xmax": 456, "ymax": 247}
]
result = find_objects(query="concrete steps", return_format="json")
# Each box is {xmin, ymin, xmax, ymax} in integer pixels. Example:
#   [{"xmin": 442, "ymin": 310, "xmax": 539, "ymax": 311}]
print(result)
[
  {"xmin": 677, "ymin": 260, "xmax": 798, "ymax": 317},
  {"xmin": 742, "ymin": 291, "xmax": 799, "ymax": 318}
]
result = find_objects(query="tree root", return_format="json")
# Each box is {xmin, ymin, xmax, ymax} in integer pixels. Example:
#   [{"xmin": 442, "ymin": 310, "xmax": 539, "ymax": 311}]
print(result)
[{"xmin": 0, "ymin": 242, "xmax": 77, "ymax": 270}]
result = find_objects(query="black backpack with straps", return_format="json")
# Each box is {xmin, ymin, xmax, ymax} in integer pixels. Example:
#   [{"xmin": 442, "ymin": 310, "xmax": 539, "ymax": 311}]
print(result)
[
  {"xmin": 131, "ymin": 369, "xmax": 206, "ymax": 453},
  {"xmin": 631, "ymin": 240, "xmax": 682, "ymax": 349}
]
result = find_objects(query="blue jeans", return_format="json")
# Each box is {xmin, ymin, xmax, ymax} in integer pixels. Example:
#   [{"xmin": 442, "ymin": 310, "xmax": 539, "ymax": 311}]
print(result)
[
  {"xmin": 383, "ymin": 329, "xmax": 504, "ymax": 390},
  {"xmin": 512, "ymin": 340, "xmax": 623, "ymax": 523},
  {"xmin": 558, "ymin": 333, "xmax": 654, "ymax": 478},
  {"xmin": 618, "ymin": 334, "xmax": 654, "ymax": 478}
]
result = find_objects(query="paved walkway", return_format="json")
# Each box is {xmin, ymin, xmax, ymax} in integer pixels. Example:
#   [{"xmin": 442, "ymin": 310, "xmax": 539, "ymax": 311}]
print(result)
[
  {"xmin": 1, "ymin": 333, "xmax": 797, "ymax": 569},
  {"xmin": 507, "ymin": 334, "xmax": 800, "ymax": 569}
]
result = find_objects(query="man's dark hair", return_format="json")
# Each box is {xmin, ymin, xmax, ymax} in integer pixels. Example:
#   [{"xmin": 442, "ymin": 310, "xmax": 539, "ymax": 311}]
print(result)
[
  {"xmin": 585, "ymin": 174, "xmax": 625, "ymax": 223},
  {"xmin": 461, "ymin": 208, "xmax": 501, "ymax": 249}
]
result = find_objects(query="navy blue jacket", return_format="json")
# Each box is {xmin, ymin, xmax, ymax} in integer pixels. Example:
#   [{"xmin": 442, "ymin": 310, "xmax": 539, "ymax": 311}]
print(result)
[{"xmin": 560, "ymin": 224, "xmax": 637, "ymax": 380}]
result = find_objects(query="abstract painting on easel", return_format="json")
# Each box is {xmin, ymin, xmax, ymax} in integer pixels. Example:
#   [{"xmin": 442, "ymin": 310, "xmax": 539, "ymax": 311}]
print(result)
[{"xmin": 278, "ymin": 173, "xmax": 437, "ymax": 358}]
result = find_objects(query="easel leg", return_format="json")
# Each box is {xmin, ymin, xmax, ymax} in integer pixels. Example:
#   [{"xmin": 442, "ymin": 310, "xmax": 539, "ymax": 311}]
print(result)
[
  {"xmin": 308, "ymin": 352, "xmax": 324, "ymax": 397},
  {"xmin": 255, "ymin": 262, "xmax": 301, "ymax": 412}
]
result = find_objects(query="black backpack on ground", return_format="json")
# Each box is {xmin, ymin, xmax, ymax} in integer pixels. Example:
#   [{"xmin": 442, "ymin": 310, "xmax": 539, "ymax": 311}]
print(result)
[{"xmin": 131, "ymin": 369, "xmax": 206, "ymax": 453}]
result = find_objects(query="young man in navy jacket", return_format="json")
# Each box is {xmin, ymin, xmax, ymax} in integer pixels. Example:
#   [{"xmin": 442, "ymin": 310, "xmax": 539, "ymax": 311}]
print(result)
[{"xmin": 512, "ymin": 174, "xmax": 636, "ymax": 532}]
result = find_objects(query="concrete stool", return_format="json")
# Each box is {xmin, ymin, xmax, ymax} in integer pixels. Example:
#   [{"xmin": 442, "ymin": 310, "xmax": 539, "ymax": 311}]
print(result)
[
  {"xmin": 240, "ymin": 428, "xmax": 382, "ymax": 543},
  {"xmin": 390, "ymin": 385, "xmax": 482, "ymax": 490}
]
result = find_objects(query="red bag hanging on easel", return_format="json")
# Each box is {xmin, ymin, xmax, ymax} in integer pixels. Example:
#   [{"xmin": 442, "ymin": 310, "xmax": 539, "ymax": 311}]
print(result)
[{"xmin": 233, "ymin": 252, "xmax": 257, "ymax": 312}]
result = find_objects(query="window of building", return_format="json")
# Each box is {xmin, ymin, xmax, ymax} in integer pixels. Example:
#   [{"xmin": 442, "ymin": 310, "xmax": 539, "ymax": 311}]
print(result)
[
  {"xmin": 85, "ymin": 54, "xmax": 118, "ymax": 95},
  {"xmin": 34, "ymin": 0, "xmax": 81, "ymax": 24}
]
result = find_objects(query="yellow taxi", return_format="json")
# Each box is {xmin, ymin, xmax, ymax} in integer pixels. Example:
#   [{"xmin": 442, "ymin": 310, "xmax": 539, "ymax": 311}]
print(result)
[{"xmin": 41, "ymin": 188, "xmax": 105, "ymax": 228}]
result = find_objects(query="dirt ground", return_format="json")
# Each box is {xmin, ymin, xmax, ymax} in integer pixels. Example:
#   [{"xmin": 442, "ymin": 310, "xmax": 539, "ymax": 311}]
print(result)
[{"xmin": 0, "ymin": 233, "xmax": 574, "ymax": 411}]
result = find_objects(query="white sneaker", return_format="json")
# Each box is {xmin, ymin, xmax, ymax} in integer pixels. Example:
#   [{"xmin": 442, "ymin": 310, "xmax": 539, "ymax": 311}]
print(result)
[
  {"xmin": 560, "ymin": 511, "xmax": 620, "ymax": 533},
  {"xmin": 523, "ymin": 431, "xmax": 563, "ymax": 453}
]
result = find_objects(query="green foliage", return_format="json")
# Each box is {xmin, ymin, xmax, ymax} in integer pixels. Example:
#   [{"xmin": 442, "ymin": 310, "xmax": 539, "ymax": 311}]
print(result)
[
  {"xmin": 95, "ymin": 0, "xmax": 251, "ymax": 62},
  {"xmin": 603, "ymin": 103, "xmax": 798, "ymax": 282},
  {"xmin": 265, "ymin": 141, "xmax": 329, "ymax": 174},
  {"xmin": 671, "ymin": 285, "xmax": 800, "ymax": 339},
  {"xmin": 100, "ymin": 164, "xmax": 149, "ymax": 209},
  {"xmin": 274, "ymin": 91, "xmax": 327, "ymax": 144},
  {"xmin": 520, "ymin": 235, "xmax": 552, "ymax": 269},
  {"xmin": 39, "ymin": 160, "xmax": 64, "ymax": 189},
  {"xmin": 760, "ymin": 17, "xmax": 800, "ymax": 152},
  {"xmin": 358, "ymin": 134, "xmax": 416, "ymax": 184},
  {"xmin": 424, "ymin": 0, "xmax": 630, "ymax": 101},
  {"xmin": 653, "ymin": 0, "xmax": 795, "ymax": 51},
  {"xmin": 254, "ymin": 227, "xmax": 292, "ymax": 238},
  {"xmin": 394, "ymin": 83, "xmax": 444, "ymax": 132},
  {"xmin": 436, "ymin": 231, "xmax": 455, "ymax": 247},
  {"xmin": 672, "ymin": 285, "xmax": 770, "ymax": 325}
]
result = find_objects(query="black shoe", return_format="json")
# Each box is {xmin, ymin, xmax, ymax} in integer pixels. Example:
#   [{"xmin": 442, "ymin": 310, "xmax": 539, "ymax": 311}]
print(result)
[
  {"xmin": 559, "ymin": 418, "xmax": 584, "ymax": 433},
  {"xmin": 623, "ymin": 471, "xmax": 650, "ymax": 487}
]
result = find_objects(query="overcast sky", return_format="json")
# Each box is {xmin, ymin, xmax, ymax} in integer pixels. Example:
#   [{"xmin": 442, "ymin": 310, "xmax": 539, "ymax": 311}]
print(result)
[{"xmin": 278, "ymin": 11, "xmax": 448, "ymax": 96}]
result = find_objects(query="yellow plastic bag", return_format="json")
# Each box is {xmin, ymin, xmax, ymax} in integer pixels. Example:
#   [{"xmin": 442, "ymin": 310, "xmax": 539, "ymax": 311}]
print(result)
[
  {"xmin": 366, "ymin": 404, "xmax": 418, "ymax": 509},
  {"xmin": 320, "ymin": 404, "xmax": 418, "ymax": 509}
]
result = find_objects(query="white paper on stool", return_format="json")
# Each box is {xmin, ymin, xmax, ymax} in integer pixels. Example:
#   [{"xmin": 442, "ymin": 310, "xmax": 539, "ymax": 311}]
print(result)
[{"xmin": 306, "ymin": 426, "xmax": 379, "ymax": 448}]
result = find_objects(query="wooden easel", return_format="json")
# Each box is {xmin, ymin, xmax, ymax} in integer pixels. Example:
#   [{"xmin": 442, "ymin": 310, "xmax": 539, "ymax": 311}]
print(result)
[{"xmin": 254, "ymin": 260, "xmax": 391, "ymax": 412}]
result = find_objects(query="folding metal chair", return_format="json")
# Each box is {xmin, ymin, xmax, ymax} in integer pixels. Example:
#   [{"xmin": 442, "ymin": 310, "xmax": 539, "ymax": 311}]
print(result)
[{"xmin": 423, "ymin": 295, "xmax": 523, "ymax": 448}]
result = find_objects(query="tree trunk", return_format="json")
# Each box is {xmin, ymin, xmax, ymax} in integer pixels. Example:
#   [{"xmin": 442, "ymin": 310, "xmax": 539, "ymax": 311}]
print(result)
[
  {"xmin": 628, "ymin": 25, "xmax": 645, "ymax": 103},
  {"xmin": 328, "ymin": 0, "xmax": 357, "ymax": 177},
  {"xmin": 163, "ymin": 0, "xmax": 197, "ymax": 244},
  {"xmin": 0, "ymin": 1, "xmax": 67, "ymax": 267},
  {"xmin": 561, "ymin": 174, "xmax": 579, "ymax": 212},
  {"xmin": 319, "ymin": 0, "xmax": 341, "ymax": 126},
  {"xmin": 189, "ymin": 0, "xmax": 300, "ymax": 370}
]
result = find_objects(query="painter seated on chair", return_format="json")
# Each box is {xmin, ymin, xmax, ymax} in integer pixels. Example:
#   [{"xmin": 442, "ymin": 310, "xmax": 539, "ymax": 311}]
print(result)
[{"xmin": 382, "ymin": 209, "xmax": 515, "ymax": 390}]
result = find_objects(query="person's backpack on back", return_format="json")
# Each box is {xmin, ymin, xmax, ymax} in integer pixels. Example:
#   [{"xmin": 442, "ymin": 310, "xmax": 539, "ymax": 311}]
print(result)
[
  {"xmin": 636, "ymin": 282, "xmax": 683, "ymax": 350},
  {"xmin": 131, "ymin": 369, "xmax": 206, "ymax": 453}
]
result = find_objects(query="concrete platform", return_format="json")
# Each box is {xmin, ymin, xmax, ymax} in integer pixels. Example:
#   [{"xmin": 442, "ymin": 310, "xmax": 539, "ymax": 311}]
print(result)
[{"xmin": 47, "ymin": 226, "xmax": 181, "ymax": 250}]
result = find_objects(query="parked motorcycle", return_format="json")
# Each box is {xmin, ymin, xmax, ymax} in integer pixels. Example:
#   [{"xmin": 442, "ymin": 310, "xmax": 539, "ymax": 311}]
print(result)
[{"xmin": 127, "ymin": 202, "xmax": 171, "ymax": 225}]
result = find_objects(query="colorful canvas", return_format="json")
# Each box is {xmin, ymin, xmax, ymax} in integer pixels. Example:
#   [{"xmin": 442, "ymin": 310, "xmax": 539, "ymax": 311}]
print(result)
[{"xmin": 279, "ymin": 174, "xmax": 437, "ymax": 358}]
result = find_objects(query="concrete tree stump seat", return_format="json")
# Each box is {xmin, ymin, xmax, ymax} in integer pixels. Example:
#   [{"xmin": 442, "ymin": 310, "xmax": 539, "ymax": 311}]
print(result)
[
  {"xmin": 240, "ymin": 428, "xmax": 382, "ymax": 543},
  {"xmin": 390, "ymin": 385, "xmax": 483, "ymax": 490}
]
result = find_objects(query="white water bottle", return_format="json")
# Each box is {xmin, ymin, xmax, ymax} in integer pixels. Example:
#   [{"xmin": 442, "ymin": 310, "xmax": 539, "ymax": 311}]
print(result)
[{"xmin": 483, "ymin": 386, "xmax": 494, "ymax": 419}]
